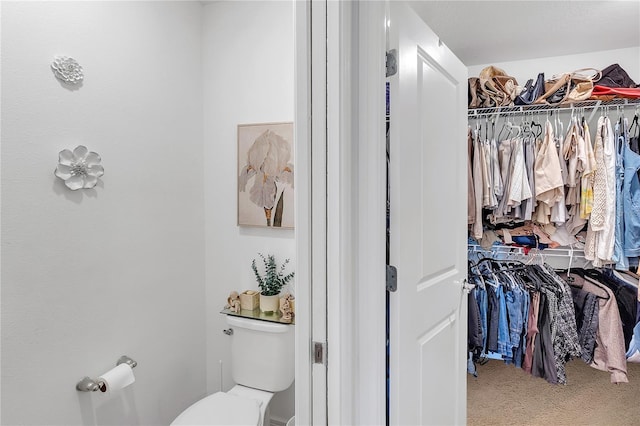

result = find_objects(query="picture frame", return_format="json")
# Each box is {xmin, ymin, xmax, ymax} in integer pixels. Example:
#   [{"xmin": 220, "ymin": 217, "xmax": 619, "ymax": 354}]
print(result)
[{"xmin": 237, "ymin": 122, "xmax": 294, "ymax": 228}]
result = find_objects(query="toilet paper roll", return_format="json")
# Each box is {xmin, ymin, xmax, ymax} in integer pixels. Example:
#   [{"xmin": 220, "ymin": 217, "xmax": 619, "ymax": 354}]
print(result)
[{"xmin": 97, "ymin": 363, "xmax": 135, "ymax": 393}]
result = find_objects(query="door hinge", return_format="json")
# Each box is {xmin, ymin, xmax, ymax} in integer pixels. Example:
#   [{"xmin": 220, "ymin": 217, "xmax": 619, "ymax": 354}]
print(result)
[
  {"xmin": 313, "ymin": 341, "xmax": 327, "ymax": 365},
  {"xmin": 386, "ymin": 49, "xmax": 397, "ymax": 77},
  {"xmin": 386, "ymin": 264, "xmax": 397, "ymax": 292}
]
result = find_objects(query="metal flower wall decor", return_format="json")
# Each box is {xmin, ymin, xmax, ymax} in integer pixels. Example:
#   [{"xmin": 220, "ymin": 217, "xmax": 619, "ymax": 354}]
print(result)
[
  {"xmin": 54, "ymin": 145, "xmax": 104, "ymax": 190},
  {"xmin": 51, "ymin": 56, "xmax": 84, "ymax": 85}
]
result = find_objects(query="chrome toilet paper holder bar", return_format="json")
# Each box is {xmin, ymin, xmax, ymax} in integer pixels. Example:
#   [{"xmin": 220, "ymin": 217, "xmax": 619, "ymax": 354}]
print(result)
[{"xmin": 76, "ymin": 355, "xmax": 137, "ymax": 392}]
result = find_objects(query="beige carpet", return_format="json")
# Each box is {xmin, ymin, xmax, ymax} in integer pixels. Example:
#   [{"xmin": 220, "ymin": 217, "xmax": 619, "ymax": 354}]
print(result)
[{"xmin": 467, "ymin": 359, "xmax": 640, "ymax": 425}]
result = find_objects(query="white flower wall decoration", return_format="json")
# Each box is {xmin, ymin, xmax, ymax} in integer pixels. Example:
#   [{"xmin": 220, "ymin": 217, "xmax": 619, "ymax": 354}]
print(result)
[
  {"xmin": 54, "ymin": 145, "xmax": 104, "ymax": 190},
  {"xmin": 51, "ymin": 56, "xmax": 84, "ymax": 85}
]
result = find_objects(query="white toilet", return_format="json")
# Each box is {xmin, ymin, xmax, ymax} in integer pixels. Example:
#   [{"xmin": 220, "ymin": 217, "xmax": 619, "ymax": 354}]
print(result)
[{"xmin": 171, "ymin": 315, "xmax": 294, "ymax": 426}]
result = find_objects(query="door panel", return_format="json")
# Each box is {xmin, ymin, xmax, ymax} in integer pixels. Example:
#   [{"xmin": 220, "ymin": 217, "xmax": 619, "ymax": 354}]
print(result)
[{"xmin": 388, "ymin": 2, "xmax": 468, "ymax": 425}]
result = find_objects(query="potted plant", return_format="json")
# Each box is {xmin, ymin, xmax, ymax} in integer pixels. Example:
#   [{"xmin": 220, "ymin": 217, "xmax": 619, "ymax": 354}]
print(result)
[{"xmin": 251, "ymin": 253, "xmax": 295, "ymax": 313}]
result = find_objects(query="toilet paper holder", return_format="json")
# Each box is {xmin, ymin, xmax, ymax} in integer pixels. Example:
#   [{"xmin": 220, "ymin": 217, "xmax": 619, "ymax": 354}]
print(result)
[{"xmin": 76, "ymin": 355, "xmax": 137, "ymax": 392}]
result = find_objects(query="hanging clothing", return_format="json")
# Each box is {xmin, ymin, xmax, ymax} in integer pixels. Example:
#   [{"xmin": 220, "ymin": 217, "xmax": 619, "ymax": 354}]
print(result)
[
  {"xmin": 493, "ymin": 138, "xmax": 515, "ymax": 220},
  {"xmin": 622, "ymin": 135, "xmax": 640, "ymax": 258},
  {"xmin": 535, "ymin": 121, "xmax": 564, "ymax": 208},
  {"xmin": 468, "ymin": 107, "xmax": 640, "ymax": 251},
  {"xmin": 522, "ymin": 136, "xmax": 537, "ymax": 221},
  {"xmin": 480, "ymin": 138, "xmax": 493, "ymax": 208},
  {"xmin": 579, "ymin": 121, "xmax": 596, "ymax": 220},
  {"xmin": 563, "ymin": 120, "xmax": 588, "ymax": 236},
  {"xmin": 468, "ymin": 291, "xmax": 483, "ymax": 355},
  {"xmin": 597, "ymin": 268, "xmax": 640, "ymax": 350},
  {"xmin": 508, "ymin": 138, "xmax": 533, "ymax": 210},
  {"xmin": 469, "ymin": 261, "xmax": 582, "ymax": 384},
  {"xmin": 560, "ymin": 272, "xmax": 628, "ymax": 383},
  {"xmin": 468, "ymin": 127, "xmax": 476, "ymax": 225},
  {"xmin": 630, "ymin": 115, "xmax": 640, "ymax": 157},
  {"xmin": 563, "ymin": 120, "xmax": 582, "ymax": 211},
  {"xmin": 585, "ymin": 116, "xmax": 616, "ymax": 266},
  {"xmin": 613, "ymin": 124, "xmax": 629, "ymax": 270},
  {"xmin": 542, "ymin": 266, "xmax": 581, "ymax": 385},
  {"xmin": 490, "ymin": 138, "xmax": 504, "ymax": 203},
  {"xmin": 472, "ymin": 129, "xmax": 484, "ymax": 240},
  {"xmin": 523, "ymin": 291, "xmax": 540, "ymax": 375},
  {"xmin": 531, "ymin": 290, "xmax": 558, "ymax": 384},
  {"xmin": 570, "ymin": 285, "xmax": 599, "ymax": 364}
]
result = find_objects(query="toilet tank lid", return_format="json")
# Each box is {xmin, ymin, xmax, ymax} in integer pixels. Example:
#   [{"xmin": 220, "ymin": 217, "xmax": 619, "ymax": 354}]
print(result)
[
  {"xmin": 226, "ymin": 315, "xmax": 291, "ymax": 333},
  {"xmin": 171, "ymin": 392, "xmax": 260, "ymax": 426}
]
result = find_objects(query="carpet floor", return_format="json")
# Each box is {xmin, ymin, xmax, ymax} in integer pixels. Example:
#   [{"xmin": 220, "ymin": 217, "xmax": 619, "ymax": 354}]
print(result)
[{"xmin": 467, "ymin": 359, "xmax": 640, "ymax": 425}]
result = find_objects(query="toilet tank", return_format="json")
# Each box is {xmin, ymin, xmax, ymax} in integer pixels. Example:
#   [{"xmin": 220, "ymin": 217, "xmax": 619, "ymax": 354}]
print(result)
[{"xmin": 226, "ymin": 315, "xmax": 295, "ymax": 392}]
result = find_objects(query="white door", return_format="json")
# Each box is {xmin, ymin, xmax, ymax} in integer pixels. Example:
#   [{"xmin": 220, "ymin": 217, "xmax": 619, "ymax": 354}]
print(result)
[{"xmin": 388, "ymin": 2, "xmax": 469, "ymax": 425}]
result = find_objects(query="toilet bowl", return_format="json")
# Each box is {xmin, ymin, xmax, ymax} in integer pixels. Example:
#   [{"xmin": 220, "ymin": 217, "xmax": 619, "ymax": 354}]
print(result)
[
  {"xmin": 171, "ymin": 315, "xmax": 294, "ymax": 426},
  {"xmin": 171, "ymin": 385, "xmax": 274, "ymax": 426}
]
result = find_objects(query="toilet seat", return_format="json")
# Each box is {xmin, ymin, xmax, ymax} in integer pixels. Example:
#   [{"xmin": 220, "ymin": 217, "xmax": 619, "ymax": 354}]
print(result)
[{"xmin": 171, "ymin": 391, "xmax": 261, "ymax": 426}]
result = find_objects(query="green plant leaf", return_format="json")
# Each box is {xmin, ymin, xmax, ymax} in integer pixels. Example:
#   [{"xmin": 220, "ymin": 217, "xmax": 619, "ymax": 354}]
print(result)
[{"xmin": 251, "ymin": 253, "xmax": 295, "ymax": 296}]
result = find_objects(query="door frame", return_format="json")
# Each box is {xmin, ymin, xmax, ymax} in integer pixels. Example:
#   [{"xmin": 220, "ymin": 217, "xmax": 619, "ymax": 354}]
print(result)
[
  {"xmin": 293, "ymin": 0, "xmax": 312, "ymax": 424},
  {"xmin": 294, "ymin": 1, "xmax": 328, "ymax": 424},
  {"xmin": 296, "ymin": 1, "xmax": 388, "ymax": 424},
  {"xmin": 346, "ymin": 1, "xmax": 388, "ymax": 425}
]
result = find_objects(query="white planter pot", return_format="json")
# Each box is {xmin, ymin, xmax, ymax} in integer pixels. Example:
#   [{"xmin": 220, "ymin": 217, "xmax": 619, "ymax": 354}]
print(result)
[{"xmin": 260, "ymin": 293, "xmax": 280, "ymax": 313}]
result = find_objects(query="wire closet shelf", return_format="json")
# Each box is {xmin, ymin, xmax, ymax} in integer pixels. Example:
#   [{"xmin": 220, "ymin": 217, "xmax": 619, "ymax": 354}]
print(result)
[{"xmin": 468, "ymin": 97, "xmax": 640, "ymax": 122}]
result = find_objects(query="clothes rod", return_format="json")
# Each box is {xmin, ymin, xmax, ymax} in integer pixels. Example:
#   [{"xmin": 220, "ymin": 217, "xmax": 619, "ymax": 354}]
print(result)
[
  {"xmin": 468, "ymin": 243, "xmax": 589, "ymax": 259},
  {"xmin": 468, "ymin": 98, "xmax": 640, "ymax": 119}
]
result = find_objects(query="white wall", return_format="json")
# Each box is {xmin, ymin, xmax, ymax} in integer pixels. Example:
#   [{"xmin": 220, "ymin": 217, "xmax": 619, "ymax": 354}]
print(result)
[
  {"xmin": 202, "ymin": 1, "xmax": 295, "ymax": 424},
  {"xmin": 468, "ymin": 47, "xmax": 640, "ymax": 88},
  {"xmin": 1, "ymin": 2, "xmax": 206, "ymax": 425}
]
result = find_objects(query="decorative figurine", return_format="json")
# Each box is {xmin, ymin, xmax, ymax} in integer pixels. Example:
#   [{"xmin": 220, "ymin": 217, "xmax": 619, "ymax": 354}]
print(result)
[
  {"xmin": 279, "ymin": 293, "xmax": 294, "ymax": 323},
  {"xmin": 225, "ymin": 291, "xmax": 241, "ymax": 313}
]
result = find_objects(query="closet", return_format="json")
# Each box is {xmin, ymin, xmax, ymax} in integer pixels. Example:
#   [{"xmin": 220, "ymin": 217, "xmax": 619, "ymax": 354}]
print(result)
[{"xmin": 466, "ymin": 96, "xmax": 640, "ymax": 388}]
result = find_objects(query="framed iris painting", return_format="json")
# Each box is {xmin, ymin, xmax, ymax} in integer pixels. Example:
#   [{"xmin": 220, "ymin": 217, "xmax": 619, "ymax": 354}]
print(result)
[{"xmin": 237, "ymin": 122, "xmax": 294, "ymax": 228}]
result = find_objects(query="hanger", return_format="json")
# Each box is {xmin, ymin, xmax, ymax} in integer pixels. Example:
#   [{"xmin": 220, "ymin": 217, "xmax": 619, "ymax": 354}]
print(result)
[
  {"xmin": 531, "ymin": 117, "xmax": 542, "ymax": 139},
  {"xmin": 468, "ymin": 258, "xmax": 500, "ymax": 288},
  {"xmin": 497, "ymin": 120, "xmax": 510, "ymax": 141},
  {"xmin": 472, "ymin": 255, "xmax": 532, "ymax": 274},
  {"xmin": 484, "ymin": 116, "xmax": 489, "ymax": 141},
  {"xmin": 629, "ymin": 113, "xmax": 638, "ymax": 138},
  {"xmin": 612, "ymin": 269, "xmax": 639, "ymax": 286},
  {"xmin": 621, "ymin": 267, "xmax": 640, "ymax": 280},
  {"xmin": 563, "ymin": 245, "xmax": 575, "ymax": 283},
  {"xmin": 565, "ymin": 268, "xmax": 611, "ymax": 300},
  {"xmin": 525, "ymin": 247, "xmax": 544, "ymax": 266},
  {"xmin": 469, "ymin": 256, "xmax": 495, "ymax": 270},
  {"xmin": 556, "ymin": 113, "xmax": 564, "ymax": 143},
  {"xmin": 521, "ymin": 113, "xmax": 533, "ymax": 139},
  {"xmin": 490, "ymin": 115, "xmax": 497, "ymax": 141},
  {"xmin": 511, "ymin": 122, "xmax": 522, "ymax": 137},
  {"xmin": 499, "ymin": 120, "xmax": 522, "ymax": 141}
]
